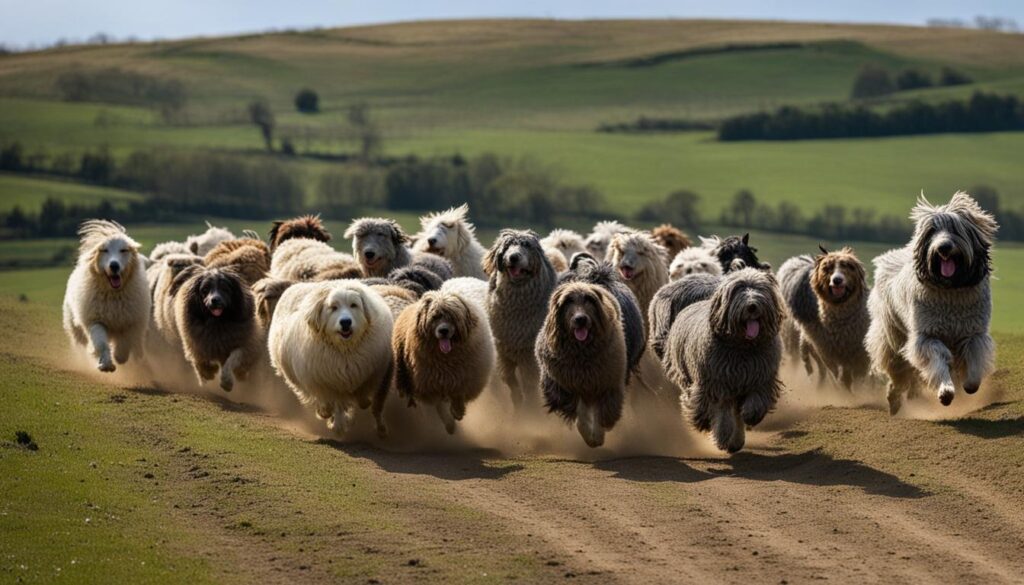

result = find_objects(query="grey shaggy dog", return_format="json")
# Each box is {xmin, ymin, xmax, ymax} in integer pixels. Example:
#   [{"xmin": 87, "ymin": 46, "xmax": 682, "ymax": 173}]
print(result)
[
  {"xmin": 536, "ymin": 282, "xmax": 628, "ymax": 448},
  {"xmin": 647, "ymin": 272, "xmax": 721, "ymax": 362},
  {"xmin": 345, "ymin": 217, "xmax": 416, "ymax": 277},
  {"xmin": 664, "ymin": 269, "xmax": 784, "ymax": 453},
  {"xmin": 866, "ymin": 192, "xmax": 998, "ymax": 414},
  {"xmin": 485, "ymin": 229, "xmax": 558, "ymax": 408},
  {"xmin": 778, "ymin": 247, "xmax": 871, "ymax": 389}
]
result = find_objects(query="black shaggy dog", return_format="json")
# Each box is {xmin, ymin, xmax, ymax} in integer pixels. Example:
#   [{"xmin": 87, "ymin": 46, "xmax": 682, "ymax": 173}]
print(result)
[
  {"xmin": 709, "ymin": 234, "xmax": 771, "ymax": 273},
  {"xmin": 560, "ymin": 253, "xmax": 645, "ymax": 381},
  {"xmin": 174, "ymin": 266, "xmax": 262, "ymax": 392}
]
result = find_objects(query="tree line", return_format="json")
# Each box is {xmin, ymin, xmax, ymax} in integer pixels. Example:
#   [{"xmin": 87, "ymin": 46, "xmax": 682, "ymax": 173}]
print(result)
[{"xmin": 718, "ymin": 92, "xmax": 1024, "ymax": 141}]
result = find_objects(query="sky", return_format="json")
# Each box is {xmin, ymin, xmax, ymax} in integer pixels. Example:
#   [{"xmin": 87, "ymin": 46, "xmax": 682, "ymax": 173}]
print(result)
[{"xmin": 1, "ymin": 0, "xmax": 1022, "ymax": 48}]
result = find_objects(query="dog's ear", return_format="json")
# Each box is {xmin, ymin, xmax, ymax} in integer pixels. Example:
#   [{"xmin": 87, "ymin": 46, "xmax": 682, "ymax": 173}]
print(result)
[
  {"xmin": 454, "ymin": 294, "xmax": 478, "ymax": 337},
  {"xmin": 415, "ymin": 293, "xmax": 435, "ymax": 336},
  {"xmin": 189, "ymin": 240, "xmax": 200, "ymax": 255},
  {"xmin": 304, "ymin": 287, "xmax": 331, "ymax": 334},
  {"xmin": 268, "ymin": 220, "xmax": 284, "ymax": 246},
  {"xmin": 389, "ymin": 220, "xmax": 409, "ymax": 246},
  {"xmin": 343, "ymin": 220, "xmax": 361, "ymax": 240},
  {"xmin": 708, "ymin": 279, "xmax": 733, "ymax": 336},
  {"xmin": 483, "ymin": 232, "xmax": 510, "ymax": 275},
  {"xmin": 742, "ymin": 233, "xmax": 750, "ymax": 246},
  {"xmin": 818, "ymin": 244, "xmax": 829, "ymax": 256}
]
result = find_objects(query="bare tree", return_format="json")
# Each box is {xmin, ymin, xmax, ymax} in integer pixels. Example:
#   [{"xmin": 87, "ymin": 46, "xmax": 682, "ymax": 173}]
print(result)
[
  {"xmin": 248, "ymin": 99, "xmax": 276, "ymax": 152},
  {"xmin": 347, "ymin": 102, "xmax": 381, "ymax": 162}
]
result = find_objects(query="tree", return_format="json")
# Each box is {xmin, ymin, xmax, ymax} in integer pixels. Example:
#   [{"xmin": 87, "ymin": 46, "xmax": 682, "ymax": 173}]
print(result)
[
  {"xmin": 347, "ymin": 102, "xmax": 381, "ymax": 162},
  {"xmin": 939, "ymin": 67, "xmax": 972, "ymax": 87},
  {"xmin": 294, "ymin": 88, "xmax": 319, "ymax": 114},
  {"xmin": 248, "ymin": 99, "xmax": 276, "ymax": 152},
  {"xmin": 851, "ymin": 65, "xmax": 894, "ymax": 100},
  {"xmin": 895, "ymin": 69, "xmax": 932, "ymax": 91},
  {"xmin": 728, "ymin": 190, "xmax": 757, "ymax": 227}
]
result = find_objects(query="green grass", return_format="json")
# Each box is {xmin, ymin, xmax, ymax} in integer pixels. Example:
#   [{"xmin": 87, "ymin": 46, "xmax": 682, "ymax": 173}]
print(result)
[{"xmin": 0, "ymin": 173, "xmax": 143, "ymax": 213}]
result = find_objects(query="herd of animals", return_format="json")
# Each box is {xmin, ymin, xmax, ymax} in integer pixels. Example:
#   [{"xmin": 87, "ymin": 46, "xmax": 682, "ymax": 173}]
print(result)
[{"xmin": 61, "ymin": 192, "xmax": 999, "ymax": 453}]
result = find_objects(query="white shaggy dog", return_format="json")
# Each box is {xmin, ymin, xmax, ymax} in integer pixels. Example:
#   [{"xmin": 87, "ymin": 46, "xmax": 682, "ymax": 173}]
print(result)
[
  {"xmin": 270, "ymin": 238, "xmax": 360, "ymax": 281},
  {"xmin": 441, "ymin": 277, "xmax": 491, "ymax": 318},
  {"xmin": 541, "ymin": 229, "xmax": 587, "ymax": 267},
  {"xmin": 268, "ymin": 280, "xmax": 393, "ymax": 437},
  {"xmin": 584, "ymin": 220, "xmax": 634, "ymax": 261},
  {"xmin": 669, "ymin": 247, "xmax": 723, "ymax": 281},
  {"xmin": 413, "ymin": 204, "xmax": 487, "ymax": 280},
  {"xmin": 186, "ymin": 222, "xmax": 235, "ymax": 256},
  {"xmin": 63, "ymin": 220, "xmax": 150, "ymax": 372},
  {"xmin": 866, "ymin": 192, "xmax": 998, "ymax": 414}
]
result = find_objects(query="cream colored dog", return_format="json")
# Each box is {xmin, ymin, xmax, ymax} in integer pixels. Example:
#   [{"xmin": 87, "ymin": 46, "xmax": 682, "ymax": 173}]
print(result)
[
  {"xmin": 268, "ymin": 280, "xmax": 394, "ymax": 437},
  {"xmin": 63, "ymin": 220, "xmax": 150, "ymax": 372}
]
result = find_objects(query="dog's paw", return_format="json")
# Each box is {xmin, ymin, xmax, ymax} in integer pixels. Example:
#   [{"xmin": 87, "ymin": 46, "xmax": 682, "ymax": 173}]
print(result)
[
  {"xmin": 886, "ymin": 390, "xmax": 902, "ymax": 416},
  {"xmin": 963, "ymin": 382, "xmax": 981, "ymax": 395},
  {"xmin": 97, "ymin": 359, "xmax": 116, "ymax": 373},
  {"xmin": 938, "ymin": 384, "xmax": 955, "ymax": 406},
  {"xmin": 375, "ymin": 422, "xmax": 388, "ymax": 440},
  {"xmin": 219, "ymin": 375, "xmax": 234, "ymax": 393},
  {"xmin": 443, "ymin": 419, "xmax": 456, "ymax": 435}
]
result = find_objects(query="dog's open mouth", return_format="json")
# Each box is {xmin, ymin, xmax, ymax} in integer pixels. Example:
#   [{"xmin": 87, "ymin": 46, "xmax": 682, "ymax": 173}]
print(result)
[
  {"xmin": 339, "ymin": 330, "xmax": 353, "ymax": 339},
  {"xmin": 438, "ymin": 338, "xmax": 453, "ymax": 354},
  {"xmin": 744, "ymin": 319, "xmax": 761, "ymax": 340},
  {"xmin": 940, "ymin": 258, "xmax": 957, "ymax": 278},
  {"xmin": 507, "ymin": 265, "xmax": 526, "ymax": 279},
  {"xmin": 210, "ymin": 306, "xmax": 224, "ymax": 317},
  {"xmin": 619, "ymin": 266, "xmax": 636, "ymax": 280},
  {"xmin": 364, "ymin": 257, "xmax": 381, "ymax": 269},
  {"xmin": 573, "ymin": 326, "xmax": 589, "ymax": 342},
  {"xmin": 830, "ymin": 285, "xmax": 846, "ymax": 299},
  {"xmin": 107, "ymin": 274, "xmax": 123, "ymax": 289}
]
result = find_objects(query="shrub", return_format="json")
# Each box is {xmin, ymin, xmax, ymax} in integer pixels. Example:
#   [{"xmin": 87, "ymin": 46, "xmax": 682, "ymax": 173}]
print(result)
[
  {"xmin": 851, "ymin": 65, "xmax": 894, "ymax": 100},
  {"xmin": 939, "ymin": 67, "xmax": 972, "ymax": 86},
  {"xmin": 294, "ymin": 89, "xmax": 319, "ymax": 114},
  {"xmin": 895, "ymin": 69, "xmax": 933, "ymax": 91}
]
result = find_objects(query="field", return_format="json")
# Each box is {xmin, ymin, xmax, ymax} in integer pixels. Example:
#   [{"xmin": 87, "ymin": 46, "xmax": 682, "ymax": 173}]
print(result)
[{"xmin": 3, "ymin": 17, "xmax": 1024, "ymax": 583}]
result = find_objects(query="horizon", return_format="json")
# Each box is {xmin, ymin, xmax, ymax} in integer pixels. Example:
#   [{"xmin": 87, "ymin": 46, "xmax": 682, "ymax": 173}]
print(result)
[{"xmin": 1, "ymin": 0, "xmax": 1021, "ymax": 49}]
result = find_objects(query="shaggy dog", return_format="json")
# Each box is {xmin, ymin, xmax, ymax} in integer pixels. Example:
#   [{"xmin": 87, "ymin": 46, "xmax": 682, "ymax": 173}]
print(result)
[
  {"xmin": 669, "ymin": 247, "xmax": 723, "ymax": 281},
  {"xmin": 365, "ymin": 265, "xmax": 445, "ymax": 297},
  {"xmin": 369, "ymin": 284, "xmax": 420, "ymax": 319},
  {"xmin": 186, "ymin": 222, "xmax": 235, "ymax": 256},
  {"xmin": 664, "ymin": 269, "xmax": 784, "ymax": 453},
  {"xmin": 268, "ymin": 280, "xmax": 393, "ymax": 437},
  {"xmin": 705, "ymin": 234, "xmax": 771, "ymax": 273},
  {"xmin": 536, "ymin": 282, "xmax": 627, "ymax": 447},
  {"xmin": 560, "ymin": 253, "xmax": 645, "ymax": 382},
  {"xmin": 648, "ymin": 272, "xmax": 721, "ymax": 362},
  {"xmin": 271, "ymin": 239, "xmax": 360, "ymax": 282},
  {"xmin": 651, "ymin": 224, "xmax": 692, "ymax": 265},
  {"xmin": 485, "ymin": 229, "xmax": 558, "ymax": 408},
  {"xmin": 345, "ymin": 217, "xmax": 416, "ymax": 277},
  {"xmin": 268, "ymin": 214, "xmax": 331, "ymax": 251},
  {"xmin": 866, "ymin": 192, "xmax": 998, "ymax": 414},
  {"xmin": 148, "ymin": 253, "xmax": 205, "ymax": 350},
  {"xmin": 63, "ymin": 220, "xmax": 150, "ymax": 372},
  {"xmin": 584, "ymin": 220, "xmax": 634, "ymax": 260},
  {"xmin": 412, "ymin": 204, "xmax": 488, "ymax": 280},
  {"xmin": 174, "ymin": 266, "xmax": 261, "ymax": 392},
  {"xmin": 252, "ymin": 277, "xmax": 294, "ymax": 331},
  {"xmin": 545, "ymin": 249, "xmax": 569, "ymax": 273},
  {"xmin": 392, "ymin": 289, "xmax": 495, "ymax": 434},
  {"xmin": 150, "ymin": 241, "xmax": 197, "ymax": 263},
  {"xmin": 406, "ymin": 253, "xmax": 454, "ymax": 281},
  {"xmin": 441, "ymin": 277, "xmax": 490, "ymax": 313},
  {"xmin": 778, "ymin": 247, "xmax": 871, "ymax": 389},
  {"xmin": 541, "ymin": 229, "xmax": 587, "ymax": 267},
  {"xmin": 204, "ymin": 237, "xmax": 271, "ymax": 286},
  {"xmin": 607, "ymin": 231, "xmax": 669, "ymax": 323}
]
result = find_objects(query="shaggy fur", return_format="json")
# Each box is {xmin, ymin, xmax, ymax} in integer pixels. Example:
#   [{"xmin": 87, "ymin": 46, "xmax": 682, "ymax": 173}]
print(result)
[
  {"xmin": 647, "ymin": 273, "xmax": 721, "ymax": 362},
  {"xmin": 584, "ymin": 220, "xmax": 634, "ymax": 261},
  {"xmin": 866, "ymin": 192, "xmax": 998, "ymax": 414},
  {"xmin": 485, "ymin": 229, "xmax": 558, "ymax": 408},
  {"xmin": 778, "ymin": 247, "xmax": 871, "ymax": 389},
  {"xmin": 252, "ymin": 277, "xmax": 294, "ymax": 331},
  {"xmin": 407, "ymin": 253, "xmax": 454, "ymax": 281},
  {"xmin": 541, "ymin": 229, "xmax": 587, "ymax": 267},
  {"xmin": 345, "ymin": 217, "xmax": 415, "ymax": 277},
  {"xmin": 149, "ymin": 253, "xmax": 205, "ymax": 349},
  {"xmin": 412, "ymin": 204, "xmax": 488, "ymax": 280},
  {"xmin": 705, "ymin": 234, "xmax": 771, "ymax": 273},
  {"xmin": 63, "ymin": 220, "xmax": 150, "ymax": 372},
  {"xmin": 174, "ymin": 266, "xmax": 261, "ymax": 392},
  {"xmin": 536, "ymin": 282, "xmax": 627, "ymax": 448},
  {"xmin": 204, "ymin": 237, "xmax": 271, "ymax": 286},
  {"xmin": 664, "ymin": 269, "xmax": 784, "ymax": 453},
  {"xmin": 441, "ymin": 277, "xmax": 490, "ymax": 313},
  {"xmin": 607, "ymin": 231, "xmax": 669, "ymax": 324},
  {"xmin": 559, "ymin": 253, "xmax": 645, "ymax": 382},
  {"xmin": 268, "ymin": 214, "xmax": 331, "ymax": 251},
  {"xmin": 393, "ymin": 289, "xmax": 495, "ymax": 434},
  {"xmin": 380, "ymin": 265, "xmax": 445, "ymax": 297},
  {"xmin": 186, "ymin": 222, "xmax": 235, "ymax": 256},
  {"xmin": 651, "ymin": 224, "xmax": 692, "ymax": 265},
  {"xmin": 669, "ymin": 247, "xmax": 723, "ymax": 281},
  {"xmin": 268, "ymin": 280, "xmax": 393, "ymax": 437},
  {"xmin": 370, "ymin": 284, "xmax": 420, "ymax": 320},
  {"xmin": 150, "ymin": 241, "xmax": 196, "ymax": 263},
  {"xmin": 271, "ymin": 238, "xmax": 360, "ymax": 282},
  {"xmin": 545, "ymin": 248, "xmax": 568, "ymax": 273}
]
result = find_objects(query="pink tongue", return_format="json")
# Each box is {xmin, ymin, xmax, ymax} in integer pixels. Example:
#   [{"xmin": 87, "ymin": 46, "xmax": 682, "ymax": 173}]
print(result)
[
  {"xmin": 745, "ymin": 319, "xmax": 760, "ymax": 339},
  {"xmin": 574, "ymin": 327, "xmax": 589, "ymax": 342},
  {"xmin": 109, "ymin": 275, "xmax": 122, "ymax": 289},
  {"xmin": 439, "ymin": 338, "xmax": 452, "ymax": 354},
  {"xmin": 941, "ymin": 258, "xmax": 956, "ymax": 278},
  {"xmin": 621, "ymin": 267, "xmax": 634, "ymax": 280},
  {"xmin": 509, "ymin": 266, "xmax": 522, "ymax": 278},
  {"xmin": 831, "ymin": 286, "xmax": 845, "ymax": 298},
  {"xmin": 211, "ymin": 307, "xmax": 224, "ymax": 317}
]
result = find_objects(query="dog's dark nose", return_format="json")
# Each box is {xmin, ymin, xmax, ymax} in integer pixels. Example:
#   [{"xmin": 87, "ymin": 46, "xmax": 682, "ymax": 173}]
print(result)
[
  {"xmin": 508, "ymin": 252, "xmax": 521, "ymax": 264},
  {"xmin": 937, "ymin": 242, "xmax": 954, "ymax": 257},
  {"xmin": 437, "ymin": 324, "xmax": 451, "ymax": 338},
  {"xmin": 572, "ymin": 314, "xmax": 589, "ymax": 328},
  {"xmin": 364, "ymin": 250, "xmax": 376, "ymax": 261},
  {"xmin": 746, "ymin": 303, "xmax": 758, "ymax": 315},
  {"xmin": 428, "ymin": 238, "xmax": 437, "ymax": 246},
  {"xmin": 109, "ymin": 261, "xmax": 121, "ymax": 274},
  {"xmin": 339, "ymin": 317, "xmax": 352, "ymax": 330},
  {"xmin": 831, "ymin": 274, "xmax": 845, "ymax": 286},
  {"xmin": 209, "ymin": 295, "xmax": 223, "ymax": 308}
]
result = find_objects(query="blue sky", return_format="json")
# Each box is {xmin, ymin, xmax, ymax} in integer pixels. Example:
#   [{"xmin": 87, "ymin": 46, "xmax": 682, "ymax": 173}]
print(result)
[{"xmin": 2, "ymin": 0, "xmax": 1022, "ymax": 47}]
